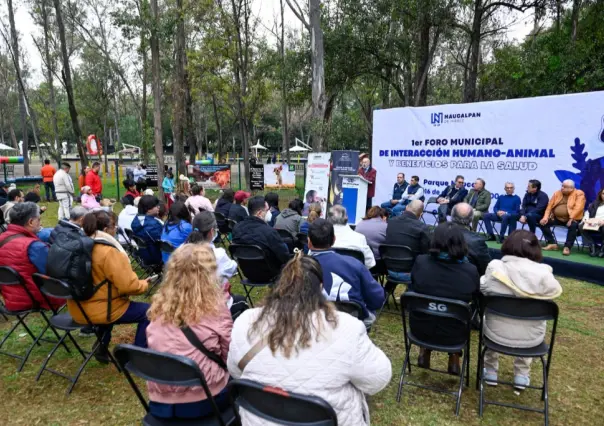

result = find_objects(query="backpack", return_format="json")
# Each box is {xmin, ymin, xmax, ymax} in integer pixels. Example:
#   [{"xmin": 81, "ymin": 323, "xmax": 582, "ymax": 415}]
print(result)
[{"xmin": 46, "ymin": 223, "xmax": 112, "ymax": 301}]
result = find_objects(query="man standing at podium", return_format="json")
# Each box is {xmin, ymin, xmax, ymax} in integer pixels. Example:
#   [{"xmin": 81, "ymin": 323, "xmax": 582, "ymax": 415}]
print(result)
[{"xmin": 358, "ymin": 154, "xmax": 376, "ymax": 211}]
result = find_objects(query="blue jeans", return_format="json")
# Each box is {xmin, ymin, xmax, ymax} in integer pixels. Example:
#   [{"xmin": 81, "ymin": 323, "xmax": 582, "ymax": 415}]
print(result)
[
  {"xmin": 44, "ymin": 182, "xmax": 57, "ymax": 201},
  {"xmin": 149, "ymin": 388, "xmax": 230, "ymax": 419},
  {"xmin": 523, "ymin": 212, "xmax": 541, "ymax": 233},
  {"xmin": 483, "ymin": 213, "xmax": 519, "ymax": 237},
  {"xmin": 98, "ymin": 301, "xmax": 150, "ymax": 348}
]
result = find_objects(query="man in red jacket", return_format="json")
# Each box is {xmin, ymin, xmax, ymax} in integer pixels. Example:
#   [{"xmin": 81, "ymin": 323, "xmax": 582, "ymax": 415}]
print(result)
[
  {"xmin": 358, "ymin": 155, "xmax": 377, "ymax": 212},
  {"xmin": 85, "ymin": 161, "xmax": 103, "ymax": 201},
  {"xmin": 0, "ymin": 202, "xmax": 63, "ymax": 311}
]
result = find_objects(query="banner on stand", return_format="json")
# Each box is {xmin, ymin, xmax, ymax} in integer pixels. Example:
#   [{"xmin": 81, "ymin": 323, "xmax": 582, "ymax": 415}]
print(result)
[
  {"xmin": 264, "ymin": 164, "xmax": 295, "ymax": 189},
  {"xmin": 188, "ymin": 164, "xmax": 231, "ymax": 189},
  {"xmin": 303, "ymin": 152, "xmax": 331, "ymax": 217},
  {"xmin": 329, "ymin": 150, "xmax": 360, "ymax": 206},
  {"xmin": 250, "ymin": 165, "xmax": 264, "ymax": 190}
]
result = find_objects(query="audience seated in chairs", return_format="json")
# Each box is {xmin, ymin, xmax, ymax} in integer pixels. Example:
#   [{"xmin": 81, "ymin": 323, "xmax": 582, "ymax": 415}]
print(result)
[
  {"xmin": 122, "ymin": 179, "xmax": 141, "ymax": 206},
  {"xmin": 80, "ymin": 186, "xmax": 102, "ymax": 210},
  {"xmin": 117, "ymin": 196, "xmax": 139, "ymax": 245},
  {"xmin": 480, "ymin": 230, "xmax": 562, "ymax": 390},
  {"xmin": 131, "ymin": 195, "xmax": 164, "ymax": 266},
  {"xmin": 184, "ymin": 184, "xmax": 214, "ymax": 216},
  {"xmin": 264, "ymin": 192, "xmax": 280, "ymax": 227},
  {"xmin": 579, "ymin": 188, "xmax": 604, "ymax": 257},
  {"xmin": 327, "ymin": 205, "xmax": 376, "ymax": 269},
  {"xmin": 409, "ymin": 222, "xmax": 480, "ymax": 375},
  {"xmin": 146, "ymin": 244, "xmax": 233, "ymax": 420},
  {"xmin": 463, "ymin": 178, "xmax": 492, "ymax": 232},
  {"xmin": 539, "ymin": 179, "xmax": 586, "ymax": 256},
  {"xmin": 0, "ymin": 202, "xmax": 63, "ymax": 312},
  {"xmin": 187, "ymin": 211, "xmax": 249, "ymax": 319},
  {"xmin": 1, "ymin": 188, "xmax": 24, "ymax": 224},
  {"xmin": 231, "ymin": 196, "xmax": 290, "ymax": 272},
  {"xmin": 299, "ymin": 202, "xmax": 322, "ymax": 235},
  {"xmin": 49, "ymin": 206, "xmax": 88, "ymax": 244},
  {"xmin": 308, "ymin": 219, "xmax": 385, "ymax": 327},
  {"xmin": 482, "ymin": 182, "xmax": 522, "ymax": 243},
  {"xmin": 451, "ymin": 203, "xmax": 491, "ymax": 275},
  {"xmin": 227, "ymin": 253, "xmax": 392, "ymax": 426},
  {"xmin": 160, "ymin": 201, "xmax": 193, "ymax": 263},
  {"xmin": 229, "ymin": 191, "xmax": 251, "ymax": 223},
  {"xmin": 385, "ymin": 200, "xmax": 430, "ymax": 267},
  {"xmin": 68, "ymin": 210, "xmax": 149, "ymax": 363},
  {"xmin": 355, "ymin": 206, "xmax": 388, "ymax": 263},
  {"xmin": 274, "ymin": 199, "xmax": 304, "ymax": 238},
  {"xmin": 214, "ymin": 189, "xmax": 234, "ymax": 229}
]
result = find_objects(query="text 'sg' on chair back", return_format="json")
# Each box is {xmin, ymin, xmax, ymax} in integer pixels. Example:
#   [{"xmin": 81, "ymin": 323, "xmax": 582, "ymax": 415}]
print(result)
[
  {"xmin": 379, "ymin": 245, "xmax": 416, "ymax": 273},
  {"xmin": 229, "ymin": 244, "xmax": 279, "ymax": 284},
  {"xmin": 160, "ymin": 241, "xmax": 175, "ymax": 254},
  {"xmin": 332, "ymin": 248, "xmax": 365, "ymax": 265},
  {"xmin": 229, "ymin": 379, "xmax": 338, "ymax": 426},
  {"xmin": 334, "ymin": 301, "xmax": 363, "ymax": 319},
  {"xmin": 114, "ymin": 344, "xmax": 233, "ymax": 426},
  {"xmin": 401, "ymin": 291, "xmax": 472, "ymax": 348}
]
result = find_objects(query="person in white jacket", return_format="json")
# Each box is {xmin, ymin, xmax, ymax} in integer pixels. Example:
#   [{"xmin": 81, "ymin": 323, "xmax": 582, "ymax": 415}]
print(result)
[
  {"xmin": 326, "ymin": 204, "xmax": 376, "ymax": 269},
  {"xmin": 117, "ymin": 196, "xmax": 140, "ymax": 244},
  {"xmin": 480, "ymin": 230, "xmax": 562, "ymax": 391},
  {"xmin": 227, "ymin": 253, "xmax": 391, "ymax": 426},
  {"xmin": 53, "ymin": 162, "xmax": 75, "ymax": 221}
]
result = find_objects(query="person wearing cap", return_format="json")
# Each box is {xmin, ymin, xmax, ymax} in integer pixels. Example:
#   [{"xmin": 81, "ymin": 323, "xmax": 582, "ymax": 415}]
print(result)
[
  {"xmin": 229, "ymin": 190, "xmax": 250, "ymax": 223},
  {"xmin": 81, "ymin": 186, "xmax": 101, "ymax": 209},
  {"xmin": 131, "ymin": 195, "xmax": 164, "ymax": 266}
]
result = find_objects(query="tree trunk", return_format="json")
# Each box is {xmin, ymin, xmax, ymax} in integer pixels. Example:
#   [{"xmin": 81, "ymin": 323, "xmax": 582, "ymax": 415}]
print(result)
[
  {"xmin": 150, "ymin": 0, "xmax": 164, "ymax": 197},
  {"xmin": 571, "ymin": 0, "xmax": 581, "ymax": 44},
  {"xmin": 53, "ymin": 0, "xmax": 88, "ymax": 168},
  {"xmin": 309, "ymin": 0, "xmax": 326, "ymax": 151},
  {"xmin": 172, "ymin": 0, "xmax": 186, "ymax": 177},
  {"xmin": 185, "ymin": 70, "xmax": 197, "ymax": 165},
  {"xmin": 280, "ymin": 0, "xmax": 290, "ymax": 162},
  {"xmin": 212, "ymin": 94, "xmax": 223, "ymax": 158},
  {"xmin": 7, "ymin": 0, "xmax": 29, "ymax": 173},
  {"xmin": 9, "ymin": 121, "xmax": 18, "ymax": 149},
  {"xmin": 141, "ymin": 47, "xmax": 150, "ymax": 164},
  {"xmin": 42, "ymin": 0, "xmax": 61, "ymax": 164},
  {"xmin": 463, "ymin": 0, "xmax": 482, "ymax": 103},
  {"xmin": 414, "ymin": 1, "xmax": 430, "ymax": 107}
]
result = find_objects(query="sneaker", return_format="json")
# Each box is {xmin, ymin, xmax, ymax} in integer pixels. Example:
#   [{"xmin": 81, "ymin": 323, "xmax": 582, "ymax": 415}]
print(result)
[
  {"xmin": 94, "ymin": 346, "xmax": 110, "ymax": 365},
  {"xmin": 484, "ymin": 369, "xmax": 498, "ymax": 386},
  {"xmin": 513, "ymin": 375, "xmax": 530, "ymax": 390},
  {"xmin": 78, "ymin": 326, "xmax": 96, "ymax": 338}
]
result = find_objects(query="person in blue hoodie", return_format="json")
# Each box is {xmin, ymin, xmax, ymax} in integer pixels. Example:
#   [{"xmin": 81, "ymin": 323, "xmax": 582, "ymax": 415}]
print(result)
[
  {"xmin": 483, "ymin": 182, "xmax": 522, "ymax": 242},
  {"xmin": 308, "ymin": 218, "xmax": 385, "ymax": 326},
  {"xmin": 160, "ymin": 201, "xmax": 193, "ymax": 263},
  {"xmin": 131, "ymin": 195, "xmax": 164, "ymax": 266}
]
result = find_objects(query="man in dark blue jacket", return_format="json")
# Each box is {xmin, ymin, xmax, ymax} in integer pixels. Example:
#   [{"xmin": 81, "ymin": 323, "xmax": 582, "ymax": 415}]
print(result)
[
  {"xmin": 308, "ymin": 219, "xmax": 385, "ymax": 326},
  {"xmin": 232, "ymin": 196, "xmax": 290, "ymax": 271},
  {"xmin": 131, "ymin": 195, "xmax": 163, "ymax": 266},
  {"xmin": 436, "ymin": 175, "xmax": 468, "ymax": 222},
  {"xmin": 519, "ymin": 179, "xmax": 549, "ymax": 233}
]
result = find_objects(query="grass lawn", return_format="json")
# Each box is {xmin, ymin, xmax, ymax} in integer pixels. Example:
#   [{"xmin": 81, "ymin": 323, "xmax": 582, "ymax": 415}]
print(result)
[{"xmin": 1, "ymin": 186, "xmax": 603, "ymax": 425}]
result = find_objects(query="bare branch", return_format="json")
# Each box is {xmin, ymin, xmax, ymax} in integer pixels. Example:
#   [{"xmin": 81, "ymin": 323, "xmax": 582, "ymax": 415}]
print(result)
[{"xmin": 285, "ymin": 0, "xmax": 310, "ymax": 29}]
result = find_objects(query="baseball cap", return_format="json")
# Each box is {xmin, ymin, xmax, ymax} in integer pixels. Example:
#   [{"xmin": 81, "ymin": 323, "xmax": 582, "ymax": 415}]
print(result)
[{"xmin": 234, "ymin": 190, "xmax": 251, "ymax": 203}]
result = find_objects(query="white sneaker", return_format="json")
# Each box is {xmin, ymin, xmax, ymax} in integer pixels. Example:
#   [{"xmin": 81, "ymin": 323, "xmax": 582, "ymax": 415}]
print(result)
[
  {"xmin": 484, "ymin": 369, "xmax": 498, "ymax": 386},
  {"xmin": 513, "ymin": 375, "xmax": 530, "ymax": 390}
]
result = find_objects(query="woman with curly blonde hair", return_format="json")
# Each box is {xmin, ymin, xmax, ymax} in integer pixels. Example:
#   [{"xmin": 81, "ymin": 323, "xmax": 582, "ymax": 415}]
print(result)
[{"xmin": 146, "ymin": 243, "xmax": 233, "ymax": 420}]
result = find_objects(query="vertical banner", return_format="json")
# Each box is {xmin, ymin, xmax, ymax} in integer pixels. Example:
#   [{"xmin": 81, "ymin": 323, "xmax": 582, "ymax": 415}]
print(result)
[
  {"xmin": 187, "ymin": 164, "xmax": 231, "ymax": 189},
  {"xmin": 264, "ymin": 164, "xmax": 296, "ymax": 189},
  {"xmin": 303, "ymin": 152, "xmax": 331, "ymax": 217},
  {"xmin": 250, "ymin": 165, "xmax": 265, "ymax": 190},
  {"xmin": 329, "ymin": 150, "xmax": 360, "ymax": 206}
]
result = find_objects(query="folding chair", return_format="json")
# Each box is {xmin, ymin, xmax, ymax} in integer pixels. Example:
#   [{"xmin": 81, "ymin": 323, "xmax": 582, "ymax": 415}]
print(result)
[
  {"xmin": 160, "ymin": 241, "xmax": 175, "ymax": 255},
  {"xmin": 128, "ymin": 233, "xmax": 163, "ymax": 294},
  {"xmin": 422, "ymin": 196, "xmax": 440, "ymax": 224},
  {"xmin": 228, "ymin": 244, "xmax": 280, "ymax": 307},
  {"xmin": 332, "ymin": 247, "xmax": 365, "ymax": 265},
  {"xmin": 477, "ymin": 295, "xmax": 559, "ymax": 425},
  {"xmin": 114, "ymin": 344, "xmax": 237, "ymax": 426},
  {"xmin": 378, "ymin": 244, "xmax": 416, "ymax": 311},
  {"xmin": 397, "ymin": 292, "xmax": 472, "ymax": 416},
  {"xmin": 32, "ymin": 274, "xmax": 98, "ymax": 394},
  {"xmin": 0, "ymin": 267, "xmax": 65, "ymax": 372},
  {"xmin": 229, "ymin": 378, "xmax": 338, "ymax": 426},
  {"xmin": 334, "ymin": 300, "xmax": 363, "ymax": 319},
  {"xmin": 277, "ymin": 229, "xmax": 295, "ymax": 253},
  {"xmin": 215, "ymin": 212, "xmax": 231, "ymax": 246}
]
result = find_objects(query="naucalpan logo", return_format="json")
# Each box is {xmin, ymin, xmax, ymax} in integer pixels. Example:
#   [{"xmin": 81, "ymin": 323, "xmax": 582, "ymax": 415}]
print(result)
[{"xmin": 430, "ymin": 111, "xmax": 481, "ymax": 126}]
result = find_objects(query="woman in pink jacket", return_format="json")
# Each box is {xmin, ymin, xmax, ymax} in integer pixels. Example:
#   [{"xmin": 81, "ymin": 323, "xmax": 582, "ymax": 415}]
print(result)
[{"xmin": 146, "ymin": 243, "xmax": 233, "ymax": 420}]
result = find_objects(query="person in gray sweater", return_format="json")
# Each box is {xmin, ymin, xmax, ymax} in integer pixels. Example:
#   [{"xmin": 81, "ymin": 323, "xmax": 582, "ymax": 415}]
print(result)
[
  {"xmin": 274, "ymin": 199, "xmax": 304, "ymax": 237},
  {"xmin": 355, "ymin": 206, "xmax": 388, "ymax": 260}
]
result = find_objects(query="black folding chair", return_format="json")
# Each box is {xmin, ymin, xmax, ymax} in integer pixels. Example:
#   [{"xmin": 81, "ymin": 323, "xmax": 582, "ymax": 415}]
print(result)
[
  {"xmin": 422, "ymin": 196, "xmax": 440, "ymax": 223},
  {"xmin": 114, "ymin": 344, "xmax": 236, "ymax": 426},
  {"xmin": 477, "ymin": 295, "xmax": 559, "ymax": 425},
  {"xmin": 229, "ymin": 378, "xmax": 338, "ymax": 426},
  {"xmin": 332, "ymin": 247, "xmax": 365, "ymax": 265},
  {"xmin": 32, "ymin": 274, "xmax": 97, "ymax": 394},
  {"xmin": 397, "ymin": 292, "xmax": 472, "ymax": 416},
  {"xmin": 160, "ymin": 241, "xmax": 175, "ymax": 255},
  {"xmin": 379, "ymin": 244, "xmax": 416, "ymax": 311},
  {"xmin": 334, "ymin": 300, "xmax": 363, "ymax": 319},
  {"xmin": 0, "ymin": 267, "xmax": 65, "ymax": 372},
  {"xmin": 277, "ymin": 229, "xmax": 295, "ymax": 253},
  {"xmin": 215, "ymin": 212, "xmax": 231, "ymax": 246},
  {"xmin": 127, "ymin": 232, "xmax": 163, "ymax": 294},
  {"xmin": 228, "ymin": 244, "xmax": 280, "ymax": 307}
]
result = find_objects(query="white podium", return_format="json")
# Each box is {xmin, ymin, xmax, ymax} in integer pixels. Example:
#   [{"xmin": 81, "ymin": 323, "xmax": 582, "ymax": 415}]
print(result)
[{"xmin": 340, "ymin": 174, "xmax": 369, "ymax": 224}]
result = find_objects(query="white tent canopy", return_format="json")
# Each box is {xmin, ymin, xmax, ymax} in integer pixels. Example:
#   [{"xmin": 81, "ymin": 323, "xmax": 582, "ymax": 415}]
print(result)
[
  {"xmin": 250, "ymin": 142, "xmax": 267, "ymax": 150},
  {"xmin": 0, "ymin": 143, "xmax": 17, "ymax": 151},
  {"xmin": 288, "ymin": 145, "xmax": 309, "ymax": 152}
]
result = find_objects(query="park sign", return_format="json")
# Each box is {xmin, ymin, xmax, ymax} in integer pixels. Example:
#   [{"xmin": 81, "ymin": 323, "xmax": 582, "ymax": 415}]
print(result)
[
  {"xmin": 250, "ymin": 165, "xmax": 264, "ymax": 190},
  {"xmin": 373, "ymin": 91, "xmax": 604, "ymax": 225}
]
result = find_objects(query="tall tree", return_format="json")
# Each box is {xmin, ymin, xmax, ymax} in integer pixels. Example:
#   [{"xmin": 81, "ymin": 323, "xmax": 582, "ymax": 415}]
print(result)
[
  {"xmin": 150, "ymin": 0, "xmax": 164, "ymax": 196},
  {"xmin": 53, "ymin": 0, "xmax": 88, "ymax": 168},
  {"xmin": 279, "ymin": 0, "xmax": 290, "ymax": 162},
  {"xmin": 6, "ymin": 0, "xmax": 29, "ymax": 173},
  {"xmin": 172, "ymin": 0, "xmax": 187, "ymax": 176}
]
